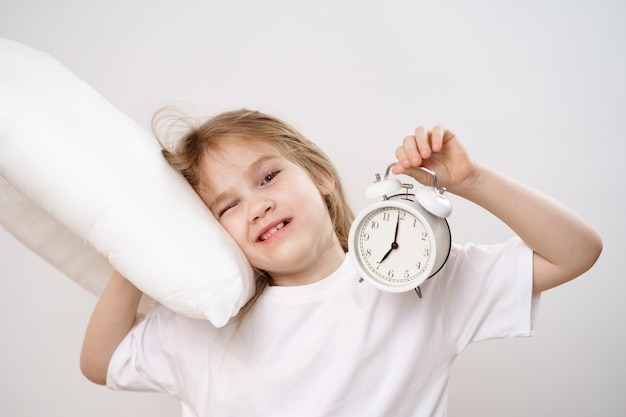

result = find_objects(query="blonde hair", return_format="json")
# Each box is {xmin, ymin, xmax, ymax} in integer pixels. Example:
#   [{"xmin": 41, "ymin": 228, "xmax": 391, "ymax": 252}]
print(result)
[{"xmin": 153, "ymin": 108, "xmax": 354, "ymax": 312}]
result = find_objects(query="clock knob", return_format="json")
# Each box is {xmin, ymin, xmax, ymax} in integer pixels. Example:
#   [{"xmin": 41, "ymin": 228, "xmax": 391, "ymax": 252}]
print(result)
[
  {"xmin": 364, "ymin": 163, "xmax": 403, "ymax": 199},
  {"xmin": 364, "ymin": 177, "xmax": 402, "ymax": 199}
]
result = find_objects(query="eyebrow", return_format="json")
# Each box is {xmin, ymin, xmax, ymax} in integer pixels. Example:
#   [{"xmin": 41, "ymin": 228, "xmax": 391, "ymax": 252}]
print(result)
[{"xmin": 207, "ymin": 155, "xmax": 279, "ymax": 214}]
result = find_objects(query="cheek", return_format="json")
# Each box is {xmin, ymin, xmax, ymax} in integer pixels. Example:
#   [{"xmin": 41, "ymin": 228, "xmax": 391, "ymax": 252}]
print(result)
[{"xmin": 219, "ymin": 215, "xmax": 247, "ymax": 246}]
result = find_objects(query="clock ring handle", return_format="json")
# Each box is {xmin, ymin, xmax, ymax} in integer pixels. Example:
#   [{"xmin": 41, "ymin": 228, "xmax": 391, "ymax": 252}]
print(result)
[
  {"xmin": 417, "ymin": 166, "xmax": 446, "ymax": 197},
  {"xmin": 384, "ymin": 163, "xmax": 446, "ymax": 196},
  {"xmin": 384, "ymin": 163, "xmax": 452, "ymax": 218}
]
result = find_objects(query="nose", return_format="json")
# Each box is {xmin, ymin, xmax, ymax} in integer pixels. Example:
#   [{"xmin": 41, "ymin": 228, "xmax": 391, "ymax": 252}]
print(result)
[{"xmin": 249, "ymin": 197, "xmax": 274, "ymax": 223}]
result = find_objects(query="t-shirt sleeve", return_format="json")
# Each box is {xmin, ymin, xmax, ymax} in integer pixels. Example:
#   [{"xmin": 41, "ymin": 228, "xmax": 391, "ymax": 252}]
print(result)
[
  {"xmin": 106, "ymin": 303, "xmax": 180, "ymax": 395},
  {"xmin": 432, "ymin": 237, "xmax": 540, "ymax": 351}
]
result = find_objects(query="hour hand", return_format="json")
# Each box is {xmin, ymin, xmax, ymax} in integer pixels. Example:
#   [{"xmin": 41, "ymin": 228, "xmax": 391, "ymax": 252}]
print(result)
[{"xmin": 376, "ymin": 247, "xmax": 393, "ymax": 268}]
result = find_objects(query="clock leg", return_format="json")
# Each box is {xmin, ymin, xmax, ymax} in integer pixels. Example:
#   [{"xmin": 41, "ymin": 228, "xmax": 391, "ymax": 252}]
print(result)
[{"xmin": 414, "ymin": 286, "xmax": 422, "ymax": 298}]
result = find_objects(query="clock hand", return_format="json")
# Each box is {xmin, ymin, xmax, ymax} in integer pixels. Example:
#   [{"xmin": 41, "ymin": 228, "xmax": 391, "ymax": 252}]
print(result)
[
  {"xmin": 377, "ymin": 212, "xmax": 401, "ymax": 268},
  {"xmin": 393, "ymin": 211, "xmax": 400, "ymax": 244},
  {"xmin": 377, "ymin": 246, "xmax": 394, "ymax": 268}
]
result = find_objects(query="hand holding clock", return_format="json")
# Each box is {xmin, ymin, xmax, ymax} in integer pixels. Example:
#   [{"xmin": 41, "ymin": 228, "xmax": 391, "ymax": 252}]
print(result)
[
  {"xmin": 391, "ymin": 125, "xmax": 476, "ymax": 197},
  {"xmin": 390, "ymin": 125, "xmax": 602, "ymax": 294}
]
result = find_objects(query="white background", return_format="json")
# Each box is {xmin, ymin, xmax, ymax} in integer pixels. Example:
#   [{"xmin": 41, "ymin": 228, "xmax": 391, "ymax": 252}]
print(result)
[{"xmin": 1, "ymin": 1, "xmax": 624, "ymax": 416}]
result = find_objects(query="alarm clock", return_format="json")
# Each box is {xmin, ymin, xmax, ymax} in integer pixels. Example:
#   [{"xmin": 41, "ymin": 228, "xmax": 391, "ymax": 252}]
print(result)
[{"xmin": 348, "ymin": 163, "xmax": 452, "ymax": 296}]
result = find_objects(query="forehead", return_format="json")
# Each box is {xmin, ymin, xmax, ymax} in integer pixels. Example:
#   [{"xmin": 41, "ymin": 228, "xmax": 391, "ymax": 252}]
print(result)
[
  {"xmin": 203, "ymin": 139, "xmax": 281, "ymax": 170},
  {"xmin": 198, "ymin": 139, "xmax": 282, "ymax": 191}
]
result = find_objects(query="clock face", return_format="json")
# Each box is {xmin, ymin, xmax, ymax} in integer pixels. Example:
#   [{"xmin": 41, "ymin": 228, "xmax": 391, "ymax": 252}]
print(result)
[{"xmin": 355, "ymin": 205, "xmax": 432, "ymax": 287}]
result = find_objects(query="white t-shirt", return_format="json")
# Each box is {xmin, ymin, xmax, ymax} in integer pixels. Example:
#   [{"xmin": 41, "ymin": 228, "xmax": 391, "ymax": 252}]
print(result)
[{"xmin": 108, "ymin": 238, "xmax": 538, "ymax": 417}]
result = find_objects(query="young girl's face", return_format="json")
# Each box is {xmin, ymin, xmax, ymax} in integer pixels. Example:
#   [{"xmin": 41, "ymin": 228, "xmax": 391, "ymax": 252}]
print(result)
[{"xmin": 200, "ymin": 139, "xmax": 345, "ymax": 286}]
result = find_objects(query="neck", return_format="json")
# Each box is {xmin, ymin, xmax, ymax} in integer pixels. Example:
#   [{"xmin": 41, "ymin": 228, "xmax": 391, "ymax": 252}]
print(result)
[{"xmin": 270, "ymin": 244, "xmax": 346, "ymax": 287}]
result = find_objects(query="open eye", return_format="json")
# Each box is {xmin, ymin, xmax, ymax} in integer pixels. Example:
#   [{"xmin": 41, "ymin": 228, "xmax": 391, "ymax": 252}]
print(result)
[{"xmin": 260, "ymin": 170, "xmax": 280, "ymax": 186}]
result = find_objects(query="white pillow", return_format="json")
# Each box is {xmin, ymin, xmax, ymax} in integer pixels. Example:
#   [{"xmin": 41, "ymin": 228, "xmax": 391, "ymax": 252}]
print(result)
[{"xmin": 0, "ymin": 38, "xmax": 255, "ymax": 327}]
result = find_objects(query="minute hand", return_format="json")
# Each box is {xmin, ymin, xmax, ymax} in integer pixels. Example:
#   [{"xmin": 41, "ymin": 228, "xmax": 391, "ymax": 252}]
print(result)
[
  {"xmin": 393, "ymin": 210, "xmax": 400, "ymax": 243},
  {"xmin": 377, "ymin": 212, "xmax": 400, "ymax": 268}
]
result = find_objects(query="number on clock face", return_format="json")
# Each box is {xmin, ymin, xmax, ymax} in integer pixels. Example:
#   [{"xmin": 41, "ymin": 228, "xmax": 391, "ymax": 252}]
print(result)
[{"xmin": 358, "ymin": 207, "xmax": 431, "ymax": 283}]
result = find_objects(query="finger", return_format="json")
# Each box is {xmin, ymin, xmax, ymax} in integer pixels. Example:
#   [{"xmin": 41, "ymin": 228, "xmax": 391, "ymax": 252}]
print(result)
[
  {"xmin": 430, "ymin": 125, "xmax": 445, "ymax": 152},
  {"xmin": 393, "ymin": 146, "xmax": 411, "ymax": 173},
  {"xmin": 414, "ymin": 126, "xmax": 431, "ymax": 159},
  {"xmin": 402, "ymin": 134, "xmax": 422, "ymax": 166}
]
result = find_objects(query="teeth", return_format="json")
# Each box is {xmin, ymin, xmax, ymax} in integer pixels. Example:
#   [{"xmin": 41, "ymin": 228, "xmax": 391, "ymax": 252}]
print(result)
[{"xmin": 261, "ymin": 222, "xmax": 286, "ymax": 241}]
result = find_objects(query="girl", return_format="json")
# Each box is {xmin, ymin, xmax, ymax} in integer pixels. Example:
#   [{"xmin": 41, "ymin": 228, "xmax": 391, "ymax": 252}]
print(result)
[{"xmin": 80, "ymin": 109, "xmax": 602, "ymax": 417}]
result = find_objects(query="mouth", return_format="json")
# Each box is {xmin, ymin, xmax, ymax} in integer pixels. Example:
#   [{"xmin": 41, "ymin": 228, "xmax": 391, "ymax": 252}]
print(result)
[{"xmin": 258, "ymin": 220, "xmax": 291, "ymax": 242}]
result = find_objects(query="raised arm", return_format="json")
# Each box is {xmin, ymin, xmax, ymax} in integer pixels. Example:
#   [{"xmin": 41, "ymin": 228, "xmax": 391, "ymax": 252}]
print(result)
[
  {"xmin": 80, "ymin": 270, "xmax": 143, "ymax": 385},
  {"xmin": 393, "ymin": 126, "xmax": 602, "ymax": 293}
]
